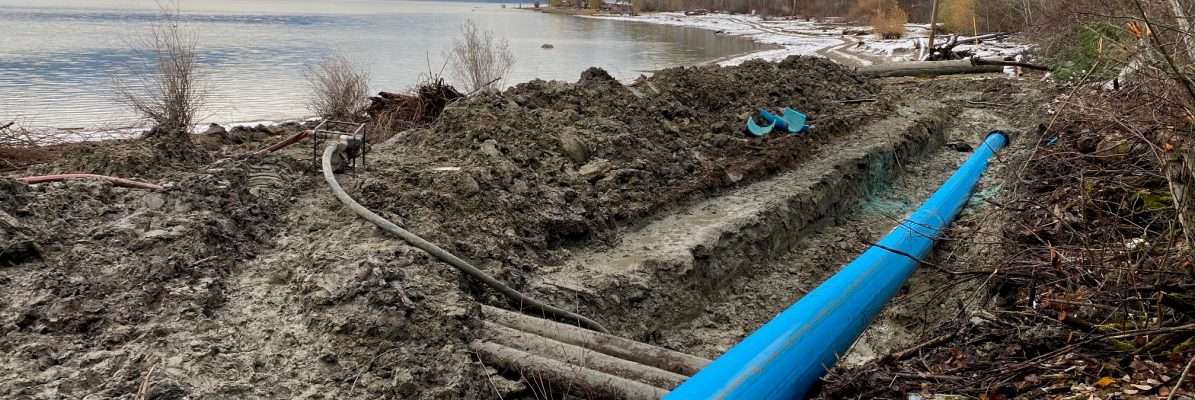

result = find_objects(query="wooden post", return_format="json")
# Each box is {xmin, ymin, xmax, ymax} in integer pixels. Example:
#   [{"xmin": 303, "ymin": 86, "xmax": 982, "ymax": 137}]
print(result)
[{"xmin": 926, "ymin": 0, "xmax": 940, "ymax": 60}]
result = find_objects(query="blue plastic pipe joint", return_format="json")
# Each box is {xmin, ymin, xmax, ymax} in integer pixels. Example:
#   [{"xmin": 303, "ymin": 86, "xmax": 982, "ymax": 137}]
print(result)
[{"xmin": 666, "ymin": 131, "xmax": 1009, "ymax": 400}]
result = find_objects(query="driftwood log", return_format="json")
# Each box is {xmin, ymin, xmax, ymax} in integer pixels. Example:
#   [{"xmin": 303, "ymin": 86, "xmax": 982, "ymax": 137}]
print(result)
[
  {"xmin": 925, "ymin": 32, "xmax": 1013, "ymax": 61},
  {"xmin": 483, "ymin": 321, "xmax": 688, "ymax": 389},
  {"xmin": 941, "ymin": 32, "xmax": 1011, "ymax": 50},
  {"xmin": 470, "ymin": 341, "xmax": 668, "ymax": 400},
  {"xmin": 475, "ymin": 305, "xmax": 716, "ymax": 400},
  {"xmin": 858, "ymin": 57, "xmax": 1052, "ymax": 78},
  {"xmin": 858, "ymin": 59, "xmax": 1003, "ymax": 78},
  {"xmin": 971, "ymin": 57, "xmax": 1053, "ymax": 71},
  {"xmin": 481, "ymin": 305, "xmax": 709, "ymax": 375}
]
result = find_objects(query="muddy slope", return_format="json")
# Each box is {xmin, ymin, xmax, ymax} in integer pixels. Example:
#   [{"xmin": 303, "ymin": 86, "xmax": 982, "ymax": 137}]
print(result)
[
  {"xmin": 1, "ymin": 156, "xmax": 306, "ymax": 398},
  {"xmin": 361, "ymin": 57, "xmax": 886, "ymax": 291}
]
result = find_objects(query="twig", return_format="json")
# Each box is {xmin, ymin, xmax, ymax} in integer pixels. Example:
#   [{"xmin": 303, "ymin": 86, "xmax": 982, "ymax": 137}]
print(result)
[
  {"xmin": 892, "ymin": 372, "xmax": 965, "ymax": 381},
  {"xmin": 863, "ymin": 240, "xmax": 940, "ymax": 268},
  {"xmin": 1132, "ymin": 0, "xmax": 1195, "ymax": 104},
  {"xmin": 472, "ymin": 349, "xmax": 507, "ymax": 400},
  {"xmin": 136, "ymin": 360, "xmax": 160, "ymax": 400},
  {"xmin": 886, "ymin": 330, "xmax": 959, "ymax": 362},
  {"xmin": 1167, "ymin": 355, "xmax": 1194, "ymax": 400}
]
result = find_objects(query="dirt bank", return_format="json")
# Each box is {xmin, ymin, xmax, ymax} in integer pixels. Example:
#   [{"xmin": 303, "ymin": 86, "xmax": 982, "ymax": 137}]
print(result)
[{"xmin": 358, "ymin": 58, "xmax": 884, "ymax": 290}]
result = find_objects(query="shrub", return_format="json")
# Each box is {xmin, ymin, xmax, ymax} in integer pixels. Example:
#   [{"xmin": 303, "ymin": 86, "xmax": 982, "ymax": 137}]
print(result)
[
  {"xmin": 851, "ymin": 0, "xmax": 908, "ymax": 39},
  {"xmin": 1043, "ymin": 21, "xmax": 1127, "ymax": 82},
  {"xmin": 114, "ymin": 7, "xmax": 204, "ymax": 139},
  {"xmin": 306, "ymin": 55, "xmax": 371, "ymax": 121},
  {"xmin": 448, "ymin": 20, "xmax": 515, "ymax": 93}
]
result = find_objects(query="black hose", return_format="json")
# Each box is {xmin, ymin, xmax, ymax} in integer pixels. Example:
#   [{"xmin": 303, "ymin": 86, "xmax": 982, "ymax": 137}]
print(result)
[{"xmin": 320, "ymin": 144, "xmax": 610, "ymax": 333}]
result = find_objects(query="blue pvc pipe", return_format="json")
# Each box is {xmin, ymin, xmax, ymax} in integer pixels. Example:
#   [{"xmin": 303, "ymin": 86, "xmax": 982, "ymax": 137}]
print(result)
[
  {"xmin": 760, "ymin": 109, "xmax": 790, "ymax": 131},
  {"xmin": 747, "ymin": 116, "xmax": 776, "ymax": 137},
  {"xmin": 666, "ymin": 131, "xmax": 1009, "ymax": 400}
]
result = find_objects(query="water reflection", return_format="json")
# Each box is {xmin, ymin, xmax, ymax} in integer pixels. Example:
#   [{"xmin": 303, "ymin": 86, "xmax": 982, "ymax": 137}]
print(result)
[{"xmin": 0, "ymin": 1, "xmax": 764, "ymax": 128}]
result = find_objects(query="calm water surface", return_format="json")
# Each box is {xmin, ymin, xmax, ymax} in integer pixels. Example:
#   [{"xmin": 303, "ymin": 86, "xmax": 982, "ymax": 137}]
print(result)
[{"xmin": 0, "ymin": 0, "xmax": 762, "ymax": 128}]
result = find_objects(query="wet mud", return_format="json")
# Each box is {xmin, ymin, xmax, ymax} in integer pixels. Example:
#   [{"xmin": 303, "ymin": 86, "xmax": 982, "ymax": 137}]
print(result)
[{"xmin": 0, "ymin": 58, "xmax": 1042, "ymax": 399}]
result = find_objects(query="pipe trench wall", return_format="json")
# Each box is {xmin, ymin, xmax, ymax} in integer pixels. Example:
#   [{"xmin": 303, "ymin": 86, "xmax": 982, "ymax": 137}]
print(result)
[
  {"xmin": 666, "ymin": 131, "xmax": 1009, "ymax": 399},
  {"xmin": 567, "ymin": 108, "xmax": 954, "ymax": 337}
]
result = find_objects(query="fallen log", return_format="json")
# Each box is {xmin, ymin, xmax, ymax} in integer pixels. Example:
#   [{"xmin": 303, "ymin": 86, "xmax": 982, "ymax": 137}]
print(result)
[
  {"xmin": 925, "ymin": 32, "xmax": 1014, "ymax": 60},
  {"xmin": 483, "ymin": 321, "xmax": 688, "ymax": 389},
  {"xmin": 971, "ymin": 57, "xmax": 1052, "ymax": 71},
  {"xmin": 939, "ymin": 32, "xmax": 1011, "ymax": 50},
  {"xmin": 482, "ymin": 305, "xmax": 709, "ymax": 376},
  {"xmin": 857, "ymin": 59, "xmax": 1003, "ymax": 78},
  {"xmin": 470, "ymin": 340, "xmax": 668, "ymax": 400}
]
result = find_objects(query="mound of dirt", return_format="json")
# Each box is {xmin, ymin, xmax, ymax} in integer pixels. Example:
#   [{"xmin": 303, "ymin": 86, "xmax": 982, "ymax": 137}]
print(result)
[
  {"xmin": 1, "ymin": 56, "xmax": 886, "ymax": 399},
  {"xmin": 27, "ymin": 137, "xmax": 211, "ymax": 180},
  {"xmin": 0, "ymin": 156, "xmax": 306, "ymax": 398},
  {"xmin": 359, "ymin": 57, "xmax": 885, "ymax": 290}
]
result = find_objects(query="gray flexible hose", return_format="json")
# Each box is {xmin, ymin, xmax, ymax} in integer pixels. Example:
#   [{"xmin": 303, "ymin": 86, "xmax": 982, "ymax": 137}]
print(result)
[{"xmin": 321, "ymin": 144, "xmax": 610, "ymax": 333}]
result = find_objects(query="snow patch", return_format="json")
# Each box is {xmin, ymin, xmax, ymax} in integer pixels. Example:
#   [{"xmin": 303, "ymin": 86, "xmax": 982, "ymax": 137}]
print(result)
[{"xmin": 587, "ymin": 12, "xmax": 1031, "ymax": 66}]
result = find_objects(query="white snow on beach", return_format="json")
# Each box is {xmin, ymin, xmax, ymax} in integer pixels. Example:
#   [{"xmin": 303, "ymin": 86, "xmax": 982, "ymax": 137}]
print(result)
[
  {"xmin": 590, "ymin": 13, "xmax": 841, "ymax": 65},
  {"xmin": 587, "ymin": 12, "xmax": 1030, "ymax": 67}
]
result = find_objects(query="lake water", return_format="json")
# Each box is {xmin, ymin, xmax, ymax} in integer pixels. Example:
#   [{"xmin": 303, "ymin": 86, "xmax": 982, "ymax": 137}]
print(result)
[{"xmin": 0, "ymin": 0, "xmax": 763, "ymax": 129}]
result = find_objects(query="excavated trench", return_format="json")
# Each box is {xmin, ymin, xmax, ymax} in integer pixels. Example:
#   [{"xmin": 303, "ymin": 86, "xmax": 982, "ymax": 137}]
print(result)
[
  {"xmin": 525, "ymin": 77, "xmax": 1036, "ymax": 380},
  {"xmin": 0, "ymin": 64, "xmax": 1041, "ymax": 399},
  {"xmin": 657, "ymin": 104, "xmax": 1019, "ymax": 365},
  {"xmin": 529, "ymin": 100, "xmax": 952, "ymax": 334}
]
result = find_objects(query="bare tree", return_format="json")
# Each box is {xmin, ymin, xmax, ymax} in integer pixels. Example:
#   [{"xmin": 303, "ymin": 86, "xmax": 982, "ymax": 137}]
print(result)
[
  {"xmin": 115, "ymin": 4, "xmax": 205, "ymax": 140},
  {"xmin": 448, "ymin": 20, "xmax": 516, "ymax": 93},
  {"xmin": 306, "ymin": 55, "xmax": 371, "ymax": 121},
  {"xmin": 1168, "ymin": 0, "xmax": 1194, "ymax": 61}
]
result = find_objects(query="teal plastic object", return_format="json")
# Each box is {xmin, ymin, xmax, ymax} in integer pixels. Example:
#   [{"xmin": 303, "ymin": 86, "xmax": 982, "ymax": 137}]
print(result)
[
  {"xmin": 759, "ymin": 108, "xmax": 790, "ymax": 132},
  {"xmin": 665, "ymin": 131, "xmax": 1010, "ymax": 400},
  {"xmin": 782, "ymin": 107, "xmax": 809, "ymax": 134},
  {"xmin": 746, "ymin": 116, "xmax": 775, "ymax": 137}
]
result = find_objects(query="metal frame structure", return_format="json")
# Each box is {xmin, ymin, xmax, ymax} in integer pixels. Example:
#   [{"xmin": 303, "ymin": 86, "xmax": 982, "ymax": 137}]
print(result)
[{"xmin": 310, "ymin": 119, "xmax": 367, "ymax": 173}]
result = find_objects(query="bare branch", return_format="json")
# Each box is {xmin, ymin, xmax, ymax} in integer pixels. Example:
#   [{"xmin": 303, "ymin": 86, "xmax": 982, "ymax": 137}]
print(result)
[
  {"xmin": 306, "ymin": 55, "xmax": 371, "ymax": 121},
  {"xmin": 448, "ymin": 20, "xmax": 516, "ymax": 93},
  {"xmin": 113, "ymin": 3, "xmax": 206, "ymax": 140}
]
